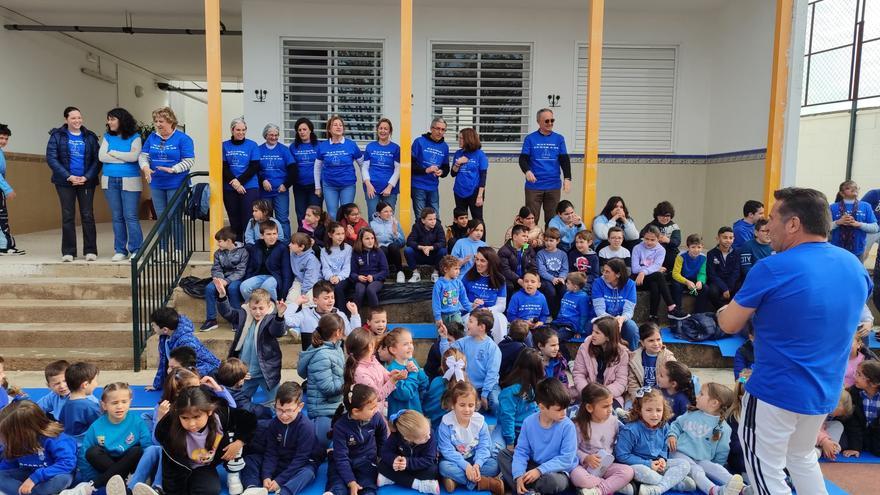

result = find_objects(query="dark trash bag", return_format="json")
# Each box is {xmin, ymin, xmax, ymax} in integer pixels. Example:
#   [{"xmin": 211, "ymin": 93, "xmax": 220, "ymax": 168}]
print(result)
[
  {"xmin": 672, "ymin": 312, "xmax": 726, "ymax": 342},
  {"xmin": 179, "ymin": 276, "xmax": 211, "ymax": 299},
  {"xmin": 376, "ymin": 282, "xmax": 433, "ymax": 304}
]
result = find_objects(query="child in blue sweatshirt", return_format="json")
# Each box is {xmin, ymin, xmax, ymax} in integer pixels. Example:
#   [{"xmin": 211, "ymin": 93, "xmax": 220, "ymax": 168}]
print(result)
[
  {"xmin": 35, "ymin": 361, "xmax": 100, "ymax": 420},
  {"xmin": 288, "ymin": 232, "xmax": 321, "ymax": 307},
  {"xmin": 244, "ymin": 199, "xmax": 287, "ymax": 245},
  {"xmin": 241, "ymin": 382, "xmax": 323, "ymax": 495},
  {"xmin": 349, "ymin": 228, "xmax": 389, "ymax": 309},
  {"xmin": 451, "ymin": 219, "xmax": 487, "ymax": 278},
  {"xmin": 384, "ymin": 328, "xmax": 429, "ymax": 417},
  {"xmin": 537, "ymin": 228, "xmax": 569, "ymax": 315},
  {"xmin": 499, "ymin": 378, "xmax": 578, "ymax": 495},
  {"xmin": 433, "ymin": 255, "xmax": 472, "ymax": 329},
  {"xmin": 215, "ymin": 358, "xmax": 273, "ymax": 420},
  {"xmin": 615, "ymin": 388, "xmax": 690, "ymax": 495},
  {"xmin": 440, "ymin": 309, "xmax": 502, "ymax": 413},
  {"xmin": 549, "ymin": 272, "xmax": 592, "ymax": 354},
  {"xmin": 378, "ymin": 410, "xmax": 441, "ymax": 494},
  {"xmin": 437, "ymin": 382, "xmax": 504, "ymax": 495},
  {"xmin": 497, "ymin": 349, "xmax": 542, "ymax": 451},
  {"xmin": 57, "ymin": 363, "xmax": 102, "ymax": 446},
  {"xmin": 0, "ymin": 124, "xmax": 24, "ymax": 255},
  {"xmin": 76, "ymin": 383, "xmax": 152, "ymax": 491},
  {"xmin": 148, "ymin": 308, "xmax": 221, "ymax": 391},
  {"xmin": 506, "ymin": 271, "xmax": 550, "ymax": 331},
  {"xmin": 424, "ymin": 348, "xmax": 468, "ymax": 429},
  {"xmin": 569, "ymin": 230, "xmax": 600, "ymax": 290},
  {"xmin": 326, "ymin": 384, "xmax": 388, "ymax": 495},
  {"xmin": 0, "ymin": 400, "xmax": 77, "ymax": 495}
]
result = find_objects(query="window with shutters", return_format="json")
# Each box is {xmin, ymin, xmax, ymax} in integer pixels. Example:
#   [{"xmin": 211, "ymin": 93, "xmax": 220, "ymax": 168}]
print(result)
[
  {"xmin": 281, "ymin": 39, "xmax": 383, "ymax": 144},
  {"xmin": 574, "ymin": 45, "xmax": 677, "ymax": 153},
  {"xmin": 431, "ymin": 43, "xmax": 532, "ymax": 148}
]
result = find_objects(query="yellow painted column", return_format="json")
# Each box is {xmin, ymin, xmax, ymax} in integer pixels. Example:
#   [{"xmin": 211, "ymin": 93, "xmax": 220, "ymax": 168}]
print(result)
[
  {"xmin": 763, "ymin": 0, "xmax": 794, "ymax": 209},
  {"xmin": 205, "ymin": 0, "xmax": 224, "ymax": 252},
  {"xmin": 399, "ymin": 0, "xmax": 413, "ymax": 231},
  {"xmin": 582, "ymin": 0, "xmax": 605, "ymax": 221}
]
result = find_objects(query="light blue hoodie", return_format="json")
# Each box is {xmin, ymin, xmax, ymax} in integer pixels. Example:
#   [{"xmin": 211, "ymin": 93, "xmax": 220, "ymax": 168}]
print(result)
[
  {"xmin": 320, "ymin": 244, "xmax": 352, "ymax": 280},
  {"xmin": 244, "ymin": 217, "xmax": 286, "ymax": 245},
  {"xmin": 290, "ymin": 249, "xmax": 321, "ymax": 293},
  {"xmin": 667, "ymin": 409, "xmax": 731, "ymax": 464},
  {"xmin": 370, "ymin": 212, "xmax": 405, "ymax": 247}
]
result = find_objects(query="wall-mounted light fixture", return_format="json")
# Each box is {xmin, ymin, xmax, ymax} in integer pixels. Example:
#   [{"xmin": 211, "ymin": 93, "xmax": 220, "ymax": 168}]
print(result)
[{"xmin": 254, "ymin": 89, "xmax": 268, "ymax": 102}]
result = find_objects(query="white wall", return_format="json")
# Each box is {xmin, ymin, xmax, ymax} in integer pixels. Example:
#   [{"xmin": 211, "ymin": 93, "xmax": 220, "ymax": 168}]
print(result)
[
  {"xmin": 0, "ymin": 25, "xmax": 168, "ymax": 154},
  {"xmin": 169, "ymin": 83, "xmax": 245, "ymax": 172}
]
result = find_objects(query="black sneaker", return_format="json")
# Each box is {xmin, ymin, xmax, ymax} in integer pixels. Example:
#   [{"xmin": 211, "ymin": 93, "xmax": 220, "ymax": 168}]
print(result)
[
  {"xmin": 199, "ymin": 319, "xmax": 218, "ymax": 332},
  {"xmin": 668, "ymin": 308, "xmax": 690, "ymax": 320},
  {"xmin": 0, "ymin": 247, "xmax": 26, "ymax": 255}
]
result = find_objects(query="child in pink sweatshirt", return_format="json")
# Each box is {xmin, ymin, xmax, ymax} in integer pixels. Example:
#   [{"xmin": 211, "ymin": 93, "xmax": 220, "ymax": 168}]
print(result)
[{"xmin": 344, "ymin": 327, "xmax": 404, "ymax": 415}]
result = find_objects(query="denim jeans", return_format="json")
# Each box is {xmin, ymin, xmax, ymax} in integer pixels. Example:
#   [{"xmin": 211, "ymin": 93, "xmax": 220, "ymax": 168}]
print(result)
[
  {"xmin": 404, "ymin": 246, "xmax": 447, "ymax": 269},
  {"xmin": 322, "ymin": 183, "xmax": 356, "ymax": 220},
  {"xmin": 55, "ymin": 184, "xmax": 97, "ymax": 257},
  {"xmin": 411, "ymin": 188, "xmax": 439, "ymax": 219},
  {"xmin": 240, "ymin": 275, "xmax": 278, "ymax": 301},
  {"xmin": 620, "ymin": 319, "xmax": 640, "ymax": 351},
  {"xmin": 241, "ymin": 370, "xmax": 279, "ymax": 406},
  {"xmin": 291, "ymin": 183, "xmax": 322, "ymax": 226},
  {"xmin": 439, "ymin": 457, "xmax": 500, "ymax": 490},
  {"xmin": 104, "ymin": 177, "xmax": 143, "ymax": 254},
  {"xmin": 150, "ymin": 186, "xmax": 184, "ymax": 249},
  {"xmin": 268, "ymin": 191, "xmax": 292, "ymax": 240},
  {"xmin": 205, "ymin": 280, "xmax": 242, "ymax": 320},
  {"xmin": 365, "ymin": 193, "xmax": 398, "ymax": 218},
  {"xmin": 0, "ymin": 468, "xmax": 73, "ymax": 495},
  {"xmin": 129, "ymin": 445, "xmax": 163, "ymax": 489}
]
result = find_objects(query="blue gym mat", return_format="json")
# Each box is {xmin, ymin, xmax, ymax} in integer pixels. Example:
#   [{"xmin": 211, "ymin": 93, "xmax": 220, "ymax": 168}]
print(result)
[
  {"xmin": 389, "ymin": 323, "xmax": 439, "ymax": 340},
  {"xmin": 869, "ymin": 332, "xmax": 880, "ymax": 350},
  {"xmin": 22, "ymin": 385, "xmax": 163, "ymax": 410},
  {"xmin": 660, "ymin": 327, "xmax": 745, "ymax": 358},
  {"xmin": 820, "ymin": 450, "xmax": 880, "ymax": 464}
]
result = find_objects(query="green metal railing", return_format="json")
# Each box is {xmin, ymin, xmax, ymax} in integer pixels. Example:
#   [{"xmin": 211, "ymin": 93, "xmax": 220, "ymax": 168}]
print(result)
[{"xmin": 131, "ymin": 172, "xmax": 209, "ymax": 371}]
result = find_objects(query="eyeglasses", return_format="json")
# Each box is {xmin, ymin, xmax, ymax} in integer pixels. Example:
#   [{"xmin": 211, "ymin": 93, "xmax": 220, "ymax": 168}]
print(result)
[
  {"xmin": 432, "ymin": 126, "xmax": 447, "ymax": 132},
  {"xmin": 757, "ymin": 229, "xmax": 770, "ymax": 233},
  {"xmin": 544, "ymin": 119, "xmax": 556, "ymax": 124}
]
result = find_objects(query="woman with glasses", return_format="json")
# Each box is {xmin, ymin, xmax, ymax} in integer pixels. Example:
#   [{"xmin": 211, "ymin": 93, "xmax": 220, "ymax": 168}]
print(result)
[
  {"xmin": 257, "ymin": 123, "xmax": 296, "ymax": 241},
  {"xmin": 641, "ymin": 201, "xmax": 681, "ymax": 270},
  {"xmin": 314, "ymin": 115, "xmax": 363, "ymax": 220},
  {"xmin": 519, "ymin": 108, "xmax": 572, "ymax": 227},
  {"xmin": 410, "ymin": 117, "xmax": 450, "ymax": 219}
]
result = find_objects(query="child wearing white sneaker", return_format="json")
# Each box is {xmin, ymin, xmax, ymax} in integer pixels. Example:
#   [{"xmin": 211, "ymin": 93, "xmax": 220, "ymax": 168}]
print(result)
[
  {"xmin": 377, "ymin": 410, "xmax": 440, "ymax": 495},
  {"xmin": 667, "ymin": 383, "xmax": 746, "ymax": 495}
]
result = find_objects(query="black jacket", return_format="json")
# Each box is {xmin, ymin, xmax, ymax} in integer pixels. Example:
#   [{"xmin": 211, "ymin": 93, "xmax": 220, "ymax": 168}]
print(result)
[
  {"xmin": 843, "ymin": 384, "xmax": 880, "ymax": 455},
  {"xmin": 220, "ymin": 297, "xmax": 287, "ymax": 390},
  {"xmin": 243, "ymin": 240, "xmax": 293, "ymax": 297},
  {"xmin": 45, "ymin": 125, "xmax": 101, "ymax": 186},
  {"xmin": 497, "ymin": 241, "xmax": 537, "ymax": 285},
  {"xmin": 407, "ymin": 221, "xmax": 446, "ymax": 252}
]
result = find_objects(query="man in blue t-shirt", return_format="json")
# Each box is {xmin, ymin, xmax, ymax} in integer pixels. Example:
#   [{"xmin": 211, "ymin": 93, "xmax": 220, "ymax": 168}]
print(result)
[
  {"xmin": 718, "ymin": 187, "xmax": 872, "ymax": 495},
  {"xmin": 410, "ymin": 117, "xmax": 450, "ymax": 219},
  {"xmin": 519, "ymin": 109, "xmax": 571, "ymax": 227}
]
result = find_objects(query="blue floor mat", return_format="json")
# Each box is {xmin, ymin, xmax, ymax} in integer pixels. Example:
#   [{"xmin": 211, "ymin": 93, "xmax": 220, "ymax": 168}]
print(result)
[
  {"xmin": 389, "ymin": 323, "xmax": 438, "ymax": 339},
  {"xmin": 660, "ymin": 327, "xmax": 745, "ymax": 358},
  {"xmin": 22, "ymin": 385, "xmax": 162, "ymax": 409},
  {"xmin": 869, "ymin": 332, "xmax": 880, "ymax": 350},
  {"xmin": 820, "ymin": 450, "xmax": 880, "ymax": 464}
]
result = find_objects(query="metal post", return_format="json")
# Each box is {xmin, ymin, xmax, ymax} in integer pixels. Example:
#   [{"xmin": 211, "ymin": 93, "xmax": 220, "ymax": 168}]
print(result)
[
  {"xmin": 763, "ymin": 0, "xmax": 794, "ymax": 209},
  {"xmin": 399, "ymin": 0, "xmax": 413, "ymax": 230},
  {"xmin": 205, "ymin": 0, "xmax": 224, "ymax": 252},
  {"xmin": 581, "ymin": 0, "xmax": 605, "ymax": 220},
  {"xmin": 845, "ymin": 1, "xmax": 865, "ymax": 180}
]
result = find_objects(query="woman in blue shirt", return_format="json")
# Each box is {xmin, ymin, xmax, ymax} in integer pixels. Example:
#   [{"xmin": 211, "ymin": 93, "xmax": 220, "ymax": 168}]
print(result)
[
  {"xmin": 222, "ymin": 117, "xmax": 262, "ymax": 239},
  {"xmin": 451, "ymin": 127, "xmax": 489, "ymax": 221},
  {"xmin": 362, "ymin": 118, "xmax": 401, "ymax": 216},
  {"xmin": 289, "ymin": 118, "xmax": 321, "ymax": 226},
  {"xmin": 259, "ymin": 123, "xmax": 296, "ymax": 240},
  {"xmin": 463, "ymin": 246, "xmax": 509, "ymax": 343},
  {"xmin": 46, "ymin": 106, "xmax": 100, "ymax": 262},
  {"xmin": 314, "ymin": 115, "xmax": 363, "ymax": 220},
  {"xmin": 138, "ymin": 106, "xmax": 195, "ymax": 249},
  {"xmin": 98, "ymin": 108, "xmax": 143, "ymax": 261}
]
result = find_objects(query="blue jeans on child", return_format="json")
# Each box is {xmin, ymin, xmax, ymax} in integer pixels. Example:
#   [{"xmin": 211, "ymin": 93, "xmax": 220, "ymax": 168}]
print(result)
[
  {"xmin": 103, "ymin": 177, "xmax": 143, "ymax": 255},
  {"xmin": 268, "ymin": 192, "xmax": 292, "ymax": 241},
  {"xmin": 322, "ymin": 183, "xmax": 356, "ymax": 221},
  {"xmin": 129, "ymin": 445, "xmax": 163, "ymax": 490},
  {"xmin": 205, "ymin": 280, "xmax": 243, "ymax": 320},
  {"xmin": 439, "ymin": 457, "xmax": 500, "ymax": 490},
  {"xmin": 404, "ymin": 246, "xmax": 447, "ymax": 269},
  {"xmin": 313, "ymin": 415, "xmax": 333, "ymax": 449},
  {"xmin": 411, "ymin": 188, "xmax": 439, "ymax": 219},
  {"xmin": 241, "ymin": 453, "xmax": 316, "ymax": 494},
  {"xmin": 241, "ymin": 369, "xmax": 279, "ymax": 407},
  {"xmin": 365, "ymin": 193, "xmax": 398, "ymax": 218},
  {"xmin": 620, "ymin": 319, "xmax": 639, "ymax": 351},
  {"xmin": 240, "ymin": 275, "xmax": 278, "ymax": 301},
  {"xmin": 0, "ymin": 468, "xmax": 73, "ymax": 495}
]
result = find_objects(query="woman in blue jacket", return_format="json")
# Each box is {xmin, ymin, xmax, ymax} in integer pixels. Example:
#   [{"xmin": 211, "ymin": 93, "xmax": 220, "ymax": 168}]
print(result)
[
  {"xmin": 222, "ymin": 117, "xmax": 262, "ymax": 239},
  {"xmin": 451, "ymin": 127, "xmax": 489, "ymax": 221},
  {"xmin": 259, "ymin": 124, "xmax": 296, "ymax": 240},
  {"xmin": 289, "ymin": 118, "xmax": 321, "ymax": 225},
  {"xmin": 46, "ymin": 106, "xmax": 100, "ymax": 262},
  {"xmin": 314, "ymin": 115, "xmax": 363, "ymax": 220},
  {"xmin": 98, "ymin": 108, "xmax": 143, "ymax": 261}
]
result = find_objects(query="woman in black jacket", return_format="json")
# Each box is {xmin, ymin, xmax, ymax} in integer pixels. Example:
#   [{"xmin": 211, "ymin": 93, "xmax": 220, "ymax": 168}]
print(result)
[{"xmin": 46, "ymin": 106, "xmax": 100, "ymax": 261}]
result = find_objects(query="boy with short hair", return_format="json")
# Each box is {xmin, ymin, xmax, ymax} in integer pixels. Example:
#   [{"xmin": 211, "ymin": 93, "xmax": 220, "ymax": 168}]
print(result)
[
  {"xmin": 548, "ymin": 272, "xmax": 591, "ymax": 356},
  {"xmin": 147, "ymin": 307, "xmax": 221, "ymax": 391},
  {"xmin": 202, "ymin": 226, "xmax": 249, "ymax": 331},
  {"xmin": 220, "ymin": 288, "xmax": 288, "ymax": 405},
  {"xmin": 217, "ymin": 357, "xmax": 273, "ymax": 419},
  {"xmin": 499, "ymin": 224, "xmax": 538, "ymax": 299},
  {"xmin": 598, "ymin": 226, "xmax": 631, "ymax": 267},
  {"xmin": 241, "ymin": 221, "xmax": 292, "ymax": 302},
  {"xmin": 425, "ymin": 321, "xmax": 466, "ymax": 380},
  {"xmin": 406, "ymin": 207, "xmax": 447, "ymax": 282},
  {"xmin": 506, "ymin": 271, "xmax": 550, "ymax": 331},
  {"xmin": 433, "ymin": 255, "xmax": 472, "ymax": 331},
  {"xmin": 568, "ymin": 230, "xmax": 600, "ymax": 288},
  {"xmin": 536, "ymin": 228, "xmax": 569, "ymax": 316},
  {"xmin": 671, "ymin": 233, "xmax": 709, "ymax": 312},
  {"xmin": 36, "ymin": 360, "xmax": 99, "ymax": 417},
  {"xmin": 240, "ymin": 382, "xmax": 323, "ymax": 495},
  {"xmin": 364, "ymin": 306, "xmax": 388, "ymax": 339},
  {"xmin": 284, "ymin": 280, "xmax": 361, "ymax": 352},
  {"xmin": 499, "ymin": 320, "xmax": 530, "ymax": 378},
  {"xmin": 706, "ymin": 227, "xmax": 741, "ymax": 310},
  {"xmin": 446, "ymin": 207, "xmax": 470, "ymax": 252},
  {"xmin": 499, "ymin": 378, "xmax": 578, "ymax": 495},
  {"xmin": 167, "ymin": 346, "xmax": 197, "ymax": 373},
  {"xmin": 739, "ymin": 218, "xmax": 772, "ymax": 277},
  {"xmin": 0, "ymin": 123, "xmax": 24, "ymax": 255},
  {"xmin": 732, "ymin": 200, "xmax": 764, "ymax": 249},
  {"xmin": 57, "ymin": 362, "xmax": 102, "ymax": 441}
]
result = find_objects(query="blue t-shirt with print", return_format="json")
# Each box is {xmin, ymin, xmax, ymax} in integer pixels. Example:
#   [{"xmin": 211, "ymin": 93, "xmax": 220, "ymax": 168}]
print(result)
[
  {"xmin": 290, "ymin": 141, "xmax": 318, "ymax": 187},
  {"xmin": 258, "ymin": 143, "xmax": 294, "ymax": 198},
  {"xmin": 223, "ymin": 139, "xmax": 261, "ymax": 190},
  {"xmin": 734, "ymin": 242, "xmax": 872, "ymax": 415},
  {"xmin": 642, "ymin": 351, "xmax": 658, "ymax": 388},
  {"xmin": 411, "ymin": 136, "xmax": 449, "ymax": 191},
  {"xmin": 462, "ymin": 275, "xmax": 507, "ymax": 309},
  {"xmin": 364, "ymin": 141, "xmax": 401, "ymax": 194},
  {"xmin": 452, "ymin": 149, "xmax": 489, "ymax": 198},
  {"xmin": 520, "ymin": 130, "xmax": 567, "ymax": 190},
  {"xmin": 316, "ymin": 139, "xmax": 362, "ymax": 187},
  {"xmin": 67, "ymin": 131, "xmax": 85, "ymax": 176},
  {"xmin": 143, "ymin": 130, "xmax": 195, "ymax": 190},
  {"xmin": 829, "ymin": 200, "xmax": 878, "ymax": 256}
]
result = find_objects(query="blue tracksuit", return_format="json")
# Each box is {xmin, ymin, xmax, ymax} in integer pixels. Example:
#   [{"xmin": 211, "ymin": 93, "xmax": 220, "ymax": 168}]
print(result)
[
  {"xmin": 499, "ymin": 337, "xmax": 528, "ymax": 379},
  {"xmin": 706, "ymin": 247, "xmax": 741, "ymax": 293},
  {"xmin": 387, "ymin": 359, "xmax": 429, "ymax": 416},
  {"xmin": 241, "ymin": 414, "xmax": 323, "ymax": 491},
  {"xmin": 0, "ymin": 434, "xmax": 77, "ymax": 488},
  {"xmin": 498, "ymin": 384, "xmax": 539, "ymax": 447},
  {"xmin": 57, "ymin": 397, "xmax": 102, "ymax": 440},
  {"xmin": 327, "ymin": 412, "xmax": 387, "ymax": 495},
  {"xmin": 77, "ymin": 412, "xmax": 153, "ymax": 482}
]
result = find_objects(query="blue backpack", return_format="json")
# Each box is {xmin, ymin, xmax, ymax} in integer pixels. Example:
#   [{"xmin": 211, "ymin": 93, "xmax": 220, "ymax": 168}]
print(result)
[{"xmin": 186, "ymin": 183, "xmax": 210, "ymax": 221}]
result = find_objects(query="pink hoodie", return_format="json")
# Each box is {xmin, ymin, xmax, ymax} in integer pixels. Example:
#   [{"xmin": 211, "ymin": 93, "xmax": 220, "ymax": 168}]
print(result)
[
  {"xmin": 354, "ymin": 355, "xmax": 396, "ymax": 412},
  {"xmin": 573, "ymin": 343, "xmax": 630, "ymax": 406}
]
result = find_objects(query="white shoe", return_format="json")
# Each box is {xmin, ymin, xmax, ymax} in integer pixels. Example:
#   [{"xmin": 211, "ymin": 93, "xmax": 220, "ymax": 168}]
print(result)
[
  {"xmin": 408, "ymin": 271, "xmax": 421, "ymax": 283},
  {"xmin": 674, "ymin": 476, "xmax": 697, "ymax": 492},
  {"xmin": 105, "ymin": 475, "xmax": 127, "ymax": 495},
  {"xmin": 638, "ymin": 485, "xmax": 662, "ymax": 495},
  {"xmin": 618, "ymin": 483, "xmax": 635, "ymax": 495},
  {"xmin": 431, "ymin": 271, "xmax": 439, "ymax": 282},
  {"xmin": 132, "ymin": 483, "xmax": 159, "ymax": 495},
  {"xmin": 242, "ymin": 488, "xmax": 269, "ymax": 495},
  {"xmin": 111, "ymin": 253, "xmax": 128, "ymax": 262},
  {"xmin": 61, "ymin": 255, "xmax": 74, "ymax": 262},
  {"xmin": 378, "ymin": 473, "xmax": 395, "ymax": 487},
  {"xmin": 577, "ymin": 489, "xmax": 600, "ymax": 495},
  {"xmin": 415, "ymin": 479, "xmax": 440, "ymax": 495},
  {"xmin": 396, "ymin": 271, "xmax": 405, "ymax": 283},
  {"xmin": 722, "ymin": 475, "xmax": 744, "ymax": 495},
  {"xmin": 85, "ymin": 253, "xmax": 98, "ymax": 262},
  {"xmin": 59, "ymin": 482, "xmax": 94, "ymax": 495}
]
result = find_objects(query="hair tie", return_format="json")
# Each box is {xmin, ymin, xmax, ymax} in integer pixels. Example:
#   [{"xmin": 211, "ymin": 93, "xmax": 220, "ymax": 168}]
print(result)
[
  {"xmin": 389, "ymin": 409, "xmax": 407, "ymax": 423},
  {"xmin": 737, "ymin": 375, "xmax": 748, "ymax": 384},
  {"xmin": 635, "ymin": 386, "xmax": 652, "ymax": 398},
  {"xmin": 347, "ymin": 390, "xmax": 354, "ymax": 403},
  {"xmin": 443, "ymin": 356, "xmax": 466, "ymax": 382}
]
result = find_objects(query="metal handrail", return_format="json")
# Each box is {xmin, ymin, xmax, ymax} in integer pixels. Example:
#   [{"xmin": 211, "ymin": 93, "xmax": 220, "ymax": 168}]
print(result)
[{"xmin": 130, "ymin": 171, "xmax": 210, "ymax": 371}]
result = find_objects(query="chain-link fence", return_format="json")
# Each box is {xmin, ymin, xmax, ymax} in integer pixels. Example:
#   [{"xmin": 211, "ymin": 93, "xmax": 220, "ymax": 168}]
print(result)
[{"xmin": 802, "ymin": 0, "xmax": 880, "ymax": 108}]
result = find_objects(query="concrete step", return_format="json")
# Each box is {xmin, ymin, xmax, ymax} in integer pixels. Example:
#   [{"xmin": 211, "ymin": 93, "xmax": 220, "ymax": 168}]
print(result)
[
  {"xmin": 0, "ymin": 299, "xmax": 132, "ymax": 323},
  {"xmin": 0, "ymin": 323, "xmax": 132, "ymax": 348},
  {"xmin": 0, "ymin": 277, "xmax": 132, "ymax": 300},
  {"xmin": 1, "ymin": 347, "xmax": 141, "ymax": 371},
  {"xmin": 0, "ymin": 258, "xmax": 212, "ymax": 279}
]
